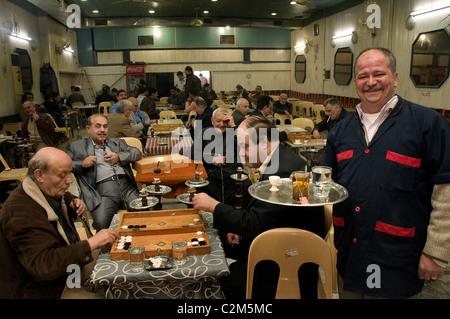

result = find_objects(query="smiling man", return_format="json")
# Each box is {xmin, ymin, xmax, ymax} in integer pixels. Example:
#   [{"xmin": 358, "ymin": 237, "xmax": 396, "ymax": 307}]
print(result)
[{"xmin": 322, "ymin": 47, "xmax": 450, "ymax": 299}]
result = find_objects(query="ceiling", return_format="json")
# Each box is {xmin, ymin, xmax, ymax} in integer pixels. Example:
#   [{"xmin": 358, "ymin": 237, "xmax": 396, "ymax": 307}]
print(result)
[{"xmin": 25, "ymin": 0, "xmax": 363, "ymax": 29}]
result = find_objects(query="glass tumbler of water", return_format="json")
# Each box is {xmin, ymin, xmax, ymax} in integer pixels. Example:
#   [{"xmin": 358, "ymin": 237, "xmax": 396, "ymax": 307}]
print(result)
[
  {"xmin": 129, "ymin": 246, "xmax": 145, "ymax": 272},
  {"xmin": 312, "ymin": 166, "xmax": 332, "ymax": 200}
]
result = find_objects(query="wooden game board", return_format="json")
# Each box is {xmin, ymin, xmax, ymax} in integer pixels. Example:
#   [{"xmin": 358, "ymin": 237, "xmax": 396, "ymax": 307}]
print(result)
[{"xmin": 110, "ymin": 209, "xmax": 211, "ymax": 261}]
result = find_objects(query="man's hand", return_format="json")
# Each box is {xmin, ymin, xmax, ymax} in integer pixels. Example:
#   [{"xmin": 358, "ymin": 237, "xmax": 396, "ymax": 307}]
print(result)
[
  {"xmin": 87, "ymin": 229, "xmax": 120, "ymax": 251},
  {"xmin": 418, "ymin": 254, "xmax": 445, "ymax": 281},
  {"xmin": 69, "ymin": 198, "xmax": 86, "ymax": 217},
  {"xmin": 212, "ymin": 156, "xmax": 226, "ymax": 166},
  {"xmin": 312, "ymin": 130, "xmax": 321, "ymax": 139},
  {"xmin": 192, "ymin": 192, "xmax": 220, "ymax": 213},
  {"xmin": 104, "ymin": 152, "xmax": 119, "ymax": 164},
  {"xmin": 82, "ymin": 156, "xmax": 97, "ymax": 168},
  {"xmin": 226, "ymin": 233, "xmax": 240, "ymax": 247}
]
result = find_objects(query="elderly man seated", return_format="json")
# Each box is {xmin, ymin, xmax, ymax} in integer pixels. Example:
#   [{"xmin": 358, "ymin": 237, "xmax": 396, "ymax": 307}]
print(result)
[
  {"xmin": 0, "ymin": 147, "xmax": 119, "ymax": 298},
  {"xmin": 66, "ymin": 114, "xmax": 142, "ymax": 231},
  {"xmin": 273, "ymin": 93, "xmax": 293, "ymax": 119},
  {"xmin": 189, "ymin": 107, "xmax": 240, "ymax": 206},
  {"xmin": 21, "ymin": 101, "xmax": 56, "ymax": 151},
  {"xmin": 232, "ymin": 98, "xmax": 250, "ymax": 127},
  {"xmin": 107, "ymin": 100, "xmax": 141, "ymax": 139}
]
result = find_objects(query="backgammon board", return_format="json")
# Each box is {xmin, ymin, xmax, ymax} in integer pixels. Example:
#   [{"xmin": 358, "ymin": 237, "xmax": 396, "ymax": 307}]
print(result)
[{"xmin": 110, "ymin": 209, "xmax": 211, "ymax": 261}]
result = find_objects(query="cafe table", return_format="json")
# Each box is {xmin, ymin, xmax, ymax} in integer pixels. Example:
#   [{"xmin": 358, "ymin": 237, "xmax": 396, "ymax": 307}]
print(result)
[
  {"xmin": 134, "ymin": 154, "xmax": 208, "ymax": 197},
  {"xmin": 90, "ymin": 211, "xmax": 230, "ymax": 299}
]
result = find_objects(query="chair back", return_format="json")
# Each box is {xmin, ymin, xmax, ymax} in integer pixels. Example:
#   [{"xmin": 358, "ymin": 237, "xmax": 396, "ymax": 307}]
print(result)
[
  {"xmin": 159, "ymin": 97, "xmax": 169, "ymax": 103},
  {"xmin": 187, "ymin": 110, "xmax": 197, "ymax": 123},
  {"xmin": 274, "ymin": 113, "xmax": 291, "ymax": 125},
  {"xmin": 246, "ymin": 228, "xmax": 333, "ymax": 299},
  {"xmin": 119, "ymin": 137, "xmax": 143, "ymax": 153},
  {"xmin": 0, "ymin": 152, "xmax": 28, "ymax": 182},
  {"xmin": 301, "ymin": 102, "xmax": 314, "ymax": 117},
  {"xmin": 159, "ymin": 110, "xmax": 177, "ymax": 120},
  {"xmin": 312, "ymin": 104, "xmax": 325, "ymax": 123},
  {"xmin": 292, "ymin": 101, "xmax": 303, "ymax": 117},
  {"xmin": 99, "ymin": 101, "xmax": 113, "ymax": 114},
  {"xmin": 211, "ymin": 100, "xmax": 225, "ymax": 109},
  {"xmin": 324, "ymin": 204, "xmax": 338, "ymax": 294},
  {"xmin": 292, "ymin": 117, "xmax": 315, "ymax": 133}
]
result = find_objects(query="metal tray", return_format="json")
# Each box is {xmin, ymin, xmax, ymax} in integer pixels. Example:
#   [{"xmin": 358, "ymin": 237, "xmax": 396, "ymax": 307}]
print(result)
[
  {"xmin": 185, "ymin": 178, "xmax": 209, "ymax": 188},
  {"xmin": 144, "ymin": 185, "xmax": 172, "ymax": 195},
  {"xmin": 129, "ymin": 196, "xmax": 159, "ymax": 210},
  {"xmin": 176, "ymin": 193, "xmax": 193, "ymax": 204},
  {"xmin": 248, "ymin": 178, "xmax": 348, "ymax": 207}
]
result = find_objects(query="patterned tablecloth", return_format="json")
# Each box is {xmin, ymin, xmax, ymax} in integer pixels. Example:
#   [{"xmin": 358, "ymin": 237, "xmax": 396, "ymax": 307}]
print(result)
[
  {"xmin": 144, "ymin": 136, "xmax": 192, "ymax": 155},
  {"xmin": 90, "ymin": 212, "xmax": 230, "ymax": 299}
]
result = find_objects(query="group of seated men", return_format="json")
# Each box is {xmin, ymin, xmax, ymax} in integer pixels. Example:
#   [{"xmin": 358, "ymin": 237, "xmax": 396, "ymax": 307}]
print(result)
[{"xmin": 2, "ymin": 80, "xmax": 341, "ymax": 299}]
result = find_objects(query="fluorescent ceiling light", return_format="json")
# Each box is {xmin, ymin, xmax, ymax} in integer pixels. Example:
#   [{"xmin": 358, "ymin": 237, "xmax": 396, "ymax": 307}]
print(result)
[
  {"xmin": 10, "ymin": 32, "xmax": 32, "ymax": 41},
  {"xmin": 332, "ymin": 31, "xmax": 353, "ymax": 39},
  {"xmin": 410, "ymin": 3, "xmax": 450, "ymax": 16}
]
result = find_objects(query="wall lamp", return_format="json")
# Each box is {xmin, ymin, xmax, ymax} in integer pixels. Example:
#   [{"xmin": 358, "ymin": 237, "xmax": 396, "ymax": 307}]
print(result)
[
  {"xmin": 406, "ymin": 3, "xmax": 450, "ymax": 30},
  {"xmin": 330, "ymin": 31, "xmax": 357, "ymax": 48},
  {"xmin": 10, "ymin": 32, "xmax": 32, "ymax": 41}
]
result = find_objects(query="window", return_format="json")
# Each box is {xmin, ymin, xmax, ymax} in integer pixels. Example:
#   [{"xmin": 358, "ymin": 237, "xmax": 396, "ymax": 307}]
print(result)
[
  {"xmin": 220, "ymin": 35, "xmax": 235, "ymax": 45},
  {"xmin": 295, "ymin": 55, "xmax": 306, "ymax": 83},
  {"xmin": 334, "ymin": 47, "xmax": 353, "ymax": 86},
  {"xmin": 410, "ymin": 29, "xmax": 450, "ymax": 88},
  {"xmin": 138, "ymin": 36, "xmax": 154, "ymax": 46}
]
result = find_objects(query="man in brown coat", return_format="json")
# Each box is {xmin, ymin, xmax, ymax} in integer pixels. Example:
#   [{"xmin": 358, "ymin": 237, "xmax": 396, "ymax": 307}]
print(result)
[
  {"xmin": 106, "ymin": 100, "xmax": 140, "ymax": 139},
  {"xmin": 0, "ymin": 147, "xmax": 119, "ymax": 298}
]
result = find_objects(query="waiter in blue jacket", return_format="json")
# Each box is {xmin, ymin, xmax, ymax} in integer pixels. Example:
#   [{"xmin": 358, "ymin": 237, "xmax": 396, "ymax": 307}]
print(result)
[{"xmin": 322, "ymin": 47, "xmax": 450, "ymax": 298}]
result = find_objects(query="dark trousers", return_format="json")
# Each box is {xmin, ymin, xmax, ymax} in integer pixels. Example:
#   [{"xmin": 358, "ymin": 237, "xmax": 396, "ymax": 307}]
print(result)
[{"xmin": 91, "ymin": 178, "xmax": 139, "ymax": 231}]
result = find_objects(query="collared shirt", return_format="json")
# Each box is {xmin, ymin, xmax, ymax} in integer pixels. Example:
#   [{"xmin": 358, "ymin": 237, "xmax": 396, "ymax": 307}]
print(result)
[
  {"xmin": 92, "ymin": 138, "xmax": 126, "ymax": 183},
  {"xmin": 43, "ymin": 193, "xmax": 79, "ymax": 245},
  {"xmin": 356, "ymin": 95, "xmax": 398, "ymax": 143},
  {"xmin": 175, "ymin": 79, "xmax": 186, "ymax": 92},
  {"xmin": 135, "ymin": 109, "xmax": 149, "ymax": 124}
]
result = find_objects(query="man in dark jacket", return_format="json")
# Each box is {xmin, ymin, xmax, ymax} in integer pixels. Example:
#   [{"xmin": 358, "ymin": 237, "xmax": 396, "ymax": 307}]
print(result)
[
  {"xmin": 0, "ymin": 147, "xmax": 119, "ymax": 298},
  {"xmin": 193, "ymin": 116, "xmax": 324, "ymax": 299},
  {"xmin": 184, "ymin": 66, "xmax": 201, "ymax": 99},
  {"xmin": 312, "ymin": 98, "xmax": 350, "ymax": 138}
]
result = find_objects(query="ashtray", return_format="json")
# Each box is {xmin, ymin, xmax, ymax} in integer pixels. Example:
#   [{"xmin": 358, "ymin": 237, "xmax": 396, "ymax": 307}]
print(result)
[
  {"xmin": 144, "ymin": 255, "xmax": 174, "ymax": 270},
  {"xmin": 129, "ymin": 196, "xmax": 159, "ymax": 210}
]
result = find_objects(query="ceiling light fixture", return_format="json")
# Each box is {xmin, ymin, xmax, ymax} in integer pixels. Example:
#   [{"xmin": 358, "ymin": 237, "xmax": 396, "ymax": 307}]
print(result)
[
  {"xmin": 271, "ymin": 12, "xmax": 277, "ymax": 16},
  {"xmin": 10, "ymin": 32, "xmax": 32, "ymax": 41},
  {"xmin": 331, "ymin": 30, "xmax": 357, "ymax": 47},
  {"xmin": 406, "ymin": 3, "xmax": 450, "ymax": 30},
  {"xmin": 149, "ymin": 10, "xmax": 155, "ymax": 14},
  {"xmin": 92, "ymin": 10, "xmax": 99, "ymax": 13}
]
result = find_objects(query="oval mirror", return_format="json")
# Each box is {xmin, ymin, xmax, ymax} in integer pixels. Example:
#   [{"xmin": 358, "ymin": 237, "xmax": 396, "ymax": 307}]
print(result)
[
  {"xmin": 410, "ymin": 28, "xmax": 450, "ymax": 88},
  {"xmin": 295, "ymin": 55, "xmax": 306, "ymax": 84},
  {"xmin": 334, "ymin": 47, "xmax": 353, "ymax": 86}
]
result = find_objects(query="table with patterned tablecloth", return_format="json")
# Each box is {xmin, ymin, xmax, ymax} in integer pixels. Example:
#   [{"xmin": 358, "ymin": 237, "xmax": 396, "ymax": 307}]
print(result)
[
  {"xmin": 91, "ymin": 211, "xmax": 229, "ymax": 299},
  {"xmin": 144, "ymin": 136, "xmax": 192, "ymax": 155}
]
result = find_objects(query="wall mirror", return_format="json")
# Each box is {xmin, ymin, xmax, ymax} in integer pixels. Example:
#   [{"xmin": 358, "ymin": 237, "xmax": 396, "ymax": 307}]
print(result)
[
  {"xmin": 295, "ymin": 55, "xmax": 306, "ymax": 83},
  {"xmin": 334, "ymin": 47, "xmax": 353, "ymax": 85},
  {"xmin": 410, "ymin": 28, "xmax": 450, "ymax": 88}
]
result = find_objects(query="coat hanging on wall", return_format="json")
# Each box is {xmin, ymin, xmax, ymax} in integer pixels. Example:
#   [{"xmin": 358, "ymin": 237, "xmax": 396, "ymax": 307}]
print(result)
[{"xmin": 40, "ymin": 63, "xmax": 59, "ymax": 97}]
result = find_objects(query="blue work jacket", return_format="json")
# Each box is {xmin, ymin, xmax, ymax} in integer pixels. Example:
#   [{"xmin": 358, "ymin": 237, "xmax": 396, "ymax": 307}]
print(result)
[{"xmin": 322, "ymin": 95, "xmax": 450, "ymax": 298}]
